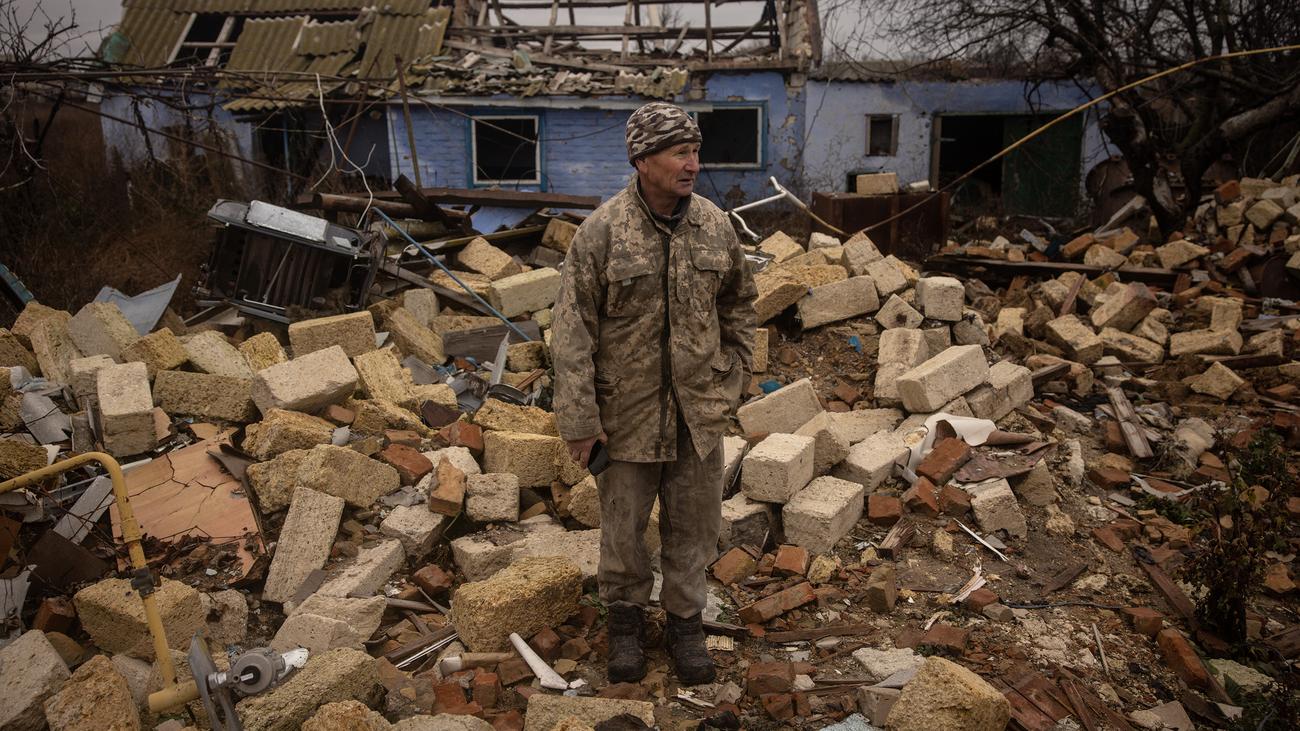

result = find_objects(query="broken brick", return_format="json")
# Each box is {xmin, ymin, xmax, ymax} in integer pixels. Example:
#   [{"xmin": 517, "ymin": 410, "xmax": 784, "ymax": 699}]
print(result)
[
  {"xmin": 963, "ymin": 587, "xmax": 999, "ymax": 612},
  {"xmin": 1157, "ymin": 629, "xmax": 1211, "ymax": 690},
  {"xmin": 378, "ymin": 443, "xmax": 434, "ymax": 485},
  {"xmin": 938, "ymin": 484, "xmax": 971, "ymax": 516},
  {"xmin": 1123, "ymin": 607, "xmax": 1164, "ymax": 638},
  {"xmin": 412, "ymin": 564, "xmax": 454, "ymax": 596},
  {"xmin": 738, "ymin": 582, "xmax": 816, "ymax": 624},
  {"xmin": 867, "ymin": 494, "xmax": 902, "ymax": 526},
  {"xmin": 915, "ymin": 438, "xmax": 972, "ymax": 485},
  {"xmin": 920, "ymin": 624, "xmax": 970, "ymax": 655},
  {"xmin": 902, "ymin": 478, "xmax": 940, "ymax": 517},
  {"xmin": 529, "ymin": 627, "xmax": 563, "ymax": 662},
  {"xmin": 773, "ymin": 545, "xmax": 810, "ymax": 576},
  {"xmin": 747, "ymin": 662, "xmax": 795, "ymax": 696},
  {"xmin": 1092, "ymin": 526, "xmax": 1125, "ymax": 553},
  {"xmin": 712, "ymin": 547, "xmax": 758, "ymax": 585},
  {"xmin": 761, "ymin": 693, "xmax": 795, "ymax": 721}
]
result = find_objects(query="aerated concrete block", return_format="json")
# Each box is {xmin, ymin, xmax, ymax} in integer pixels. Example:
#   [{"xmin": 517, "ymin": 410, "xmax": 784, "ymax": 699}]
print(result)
[
  {"xmin": 488, "ymin": 267, "xmax": 562, "ymax": 318},
  {"xmin": 96, "ymin": 361, "xmax": 156, "ymax": 457},
  {"xmin": 458, "ymin": 237, "xmax": 523, "ymax": 280},
  {"xmin": 120, "ymin": 328, "xmax": 188, "ymax": 379},
  {"xmin": 1169, "ymin": 329, "xmax": 1242, "ymax": 357},
  {"xmin": 865, "ymin": 256, "xmax": 908, "ymax": 296},
  {"xmin": 153, "ymin": 370, "xmax": 257, "ymax": 422},
  {"xmin": 737, "ymin": 377, "xmax": 823, "ymax": 436},
  {"xmin": 897, "ymin": 345, "xmax": 989, "ymax": 414},
  {"xmin": 966, "ymin": 361, "xmax": 1034, "ymax": 421},
  {"xmin": 184, "ymin": 331, "xmax": 253, "ymax": 378},
  {"xmin": 740, "ymin": 433, "xmax": 816, "ymax": 503},
  {"xmin": 288, "ymin": 311, "xmax": 377, "ymax": 359},
  {"xmin": 843, "ymin": 233, "xmax": 884, "ymax": 275},
  {"xmin": 29, "ymin": 319, "xmax": 82, "ymax": 386},
  {"xmin": 238, "ymin": 332, "xmax": 287, "ymax": 372},
  {"xmin": 252, "ymin": 344, "xmax": 358, "ymax": 415},
  {"xmin": 718, "ymin": 493, "xmax": 774, "ymax": 552},
  {"xmin": 466, "ymin": 472, "xmax": 521, "ymax": 523},
  {"xmin": 449, "ymin": 556, "xmax": 582, "ymax": 651},
  {"xmin": 968, "ymin": 478, "xmax": 1027, "ymax": 539},
  {"xmin": 379, "ymin": 505, "xmax": 447, "ymax": 559},
  {"xmin": 1090, "ymin": 282, "xmax": 1156, "ymax": 332},
  {"xmin": 834, "ymin": 431, "xmax": 908, "ymax": 489},
  {"xmin": 915, "ymin": 276, "xmax": 965, "ymax": 322},
  {"xmin": 758, "ymin": 231, "xmax": 804, "ymax": 262},
  {"xmin": 1044, "ymin": 315, "xmax": 1104, "ymax": 364},
  {"xmin": 0, "ymin": 629, "xmax": 70, "ymax": 731},
  {"xmin": 353, "ymin": 348, "xmax": 416, "ymax": 410},
  {"xmin": 316, "ymin": 538, "xmax": 405, "ymax": 599},
  {"xmin": 875, "ymin": 328, "xmax": 928, "ymax": 402},
  {"xmin": 1100, "ymin": 328, "xmax": 1165, "ymax": 363},
  {"xmin": 69, "ymin": 354, "xmax": 114, "ymax": 406},
  {"xmin": 73, "ymin": 577, "xmax": 204, "ymax": 660},
  {"xmin": 67, "ymin": 302, "xmax": 138, "ymax": 361},
  {"xmin": 876, "ymin": 295, "xmax": 923, "ymax": 330},
  {"xmin": 386, "ymin": 307, "xmax": 445, "ymax": 366},
  {"xmin": 782, "ymin": 475, "xmax": 865, "ymax": 554},
  {"xmin": 794, "ymin": 411, "xmax": 851, "ymax": 475},
  {"xmin": 262, "ymin": 487, "xmax": 345, "ymax": 604},
  {"xmin": 483, "ymin": 430, "xmax": 562, "ymax": 487},
  {"xmin": 797, "ymin": 276, "xmax": 880, "ymax": 329},
  {"xmin": 400, "ymin": 288, "xmax": 440, "ymax": 327},
  {"xmin": 829, "ymin": 408, "xmax": 903, "ymax": 444}
]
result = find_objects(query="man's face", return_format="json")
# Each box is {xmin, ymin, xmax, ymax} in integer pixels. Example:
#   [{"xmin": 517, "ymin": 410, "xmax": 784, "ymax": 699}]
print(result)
[{"xmin": 636, "ymin": 142, "xmax": 701, "ymax": 200}]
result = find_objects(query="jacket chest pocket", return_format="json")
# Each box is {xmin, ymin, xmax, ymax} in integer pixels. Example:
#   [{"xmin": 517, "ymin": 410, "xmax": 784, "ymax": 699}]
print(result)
[
  {"xmin": 604, "ymin": 257, "xmax": 659, "ymax": 317},
  {"xmin": 681, "ymin": 246, "xmax": 728, "ymax": 308}
]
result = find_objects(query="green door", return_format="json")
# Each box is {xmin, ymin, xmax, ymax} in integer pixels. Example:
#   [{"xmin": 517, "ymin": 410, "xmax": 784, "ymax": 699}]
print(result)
[{"xmin": 1001, "ymin": 114, "xmax": 1083, "ymax": 218}]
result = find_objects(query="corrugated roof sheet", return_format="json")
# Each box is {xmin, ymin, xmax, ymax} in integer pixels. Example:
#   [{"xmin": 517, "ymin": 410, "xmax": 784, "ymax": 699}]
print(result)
[
  {"xmin": 226, "ymin": 16, "xmax": 308, "ymax": 71},
  {"xmin": 299, "ymin": 19, "xmax": 360, "ymax": 56},
  {"xmin": 168, "ymin": 0, "xmax": 433, "ymax": 14},
  {"xmin": 107, "ymin": 6, "xmax": 192, "ymax": 67},
  {"xmin": 358, "ymin": 7, "xmax": 448, "ymax": 79},
  {"xmin": 224, "ymin": 51, "xmax": 353, "ymax": 111}
]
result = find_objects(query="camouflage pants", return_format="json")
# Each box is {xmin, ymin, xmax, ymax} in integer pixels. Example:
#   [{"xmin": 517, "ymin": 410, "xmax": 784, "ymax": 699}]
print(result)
[{"xmin": 596, "ymin": 416, "xmax": 723, "ymax": 618}]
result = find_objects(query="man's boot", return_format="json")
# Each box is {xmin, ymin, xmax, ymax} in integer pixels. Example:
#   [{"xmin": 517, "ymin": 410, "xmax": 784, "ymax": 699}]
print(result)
[
  {"xmin": 665, "ymin": 612, "xmax": 716, "ymax": 685},
  {"xmin": 606, "ymin": 604, "xmax": 647, "ymax": 683}
]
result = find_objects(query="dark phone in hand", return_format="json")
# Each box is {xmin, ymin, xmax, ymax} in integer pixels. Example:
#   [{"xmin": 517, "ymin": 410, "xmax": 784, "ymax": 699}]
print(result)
[{"xmin": 587, "ymin": 440, "xmax": 610, "ymax": 476}]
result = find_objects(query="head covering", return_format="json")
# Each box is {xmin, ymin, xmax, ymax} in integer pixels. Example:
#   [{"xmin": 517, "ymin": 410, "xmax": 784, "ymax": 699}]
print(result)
[{"xmin": 625, "ymin": 102, "xmax": 702, "ymax": 164}]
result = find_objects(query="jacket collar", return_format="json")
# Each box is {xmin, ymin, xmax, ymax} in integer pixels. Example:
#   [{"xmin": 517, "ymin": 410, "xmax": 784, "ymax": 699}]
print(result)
[{"xmin": 628, "ymin": 175, "xmax": 702, "ymax": 232}]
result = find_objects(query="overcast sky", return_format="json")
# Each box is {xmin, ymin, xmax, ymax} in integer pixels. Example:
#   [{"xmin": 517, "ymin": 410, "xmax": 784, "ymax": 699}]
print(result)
[{"xmin": 13, "ymin": 0, "xmax": 876, "ymax": 59}]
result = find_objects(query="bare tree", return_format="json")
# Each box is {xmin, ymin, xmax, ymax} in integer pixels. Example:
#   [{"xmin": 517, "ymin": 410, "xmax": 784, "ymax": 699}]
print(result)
[{"xmin": 852, "ymin": 0, "xmax": 1300, "ymax": 234}]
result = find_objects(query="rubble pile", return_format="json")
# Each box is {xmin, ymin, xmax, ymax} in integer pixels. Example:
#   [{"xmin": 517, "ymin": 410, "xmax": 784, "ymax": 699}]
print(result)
[{"xmin": 0, "ymin": 182, "xmax": 1298, "ymax": 731}]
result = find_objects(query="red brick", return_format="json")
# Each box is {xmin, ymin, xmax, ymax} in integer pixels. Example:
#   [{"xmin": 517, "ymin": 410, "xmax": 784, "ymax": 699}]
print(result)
[
  {"xmin": 793, "ymin": 691, "xmax": 811, "ymax": 717},
  {"xmin": 432, "ymin": 681, "xmax": 481, "ymax": 715},
  {"xmin": 916, "ymin": 438, "xmax": 971, "ymax": 485},
  {"xmin": 560, "ymin": 637, "xmax": 590, "ymax": 660},
  {"xmin": 773, "ymin": 545, "xmax": 810, "ymax": 576},
  {"xmin": 712, "ymin": 547, "xmax": 758, "ymax": 585},
  {"xmin": 1156, "ymin": 629, "xmax": 1210, "ymax": 690},
  {"xmin": 1061, "ymin": 233, "xmax": 1095, "ymax": 260},
  {"xmin": 323, "ymin": 404, "xmax": 355, "ymax": 425},
  {"xmin": 497, "ymin": 658, "xmax": 534, "ymax": 686},
  {"xmin": 1091, "ymin": 526, "xmax": 1125, "ymax": 553},
  {"xmin": 761, "ymin": 693, "xmax": 795, "ymax": 721},
  {"xmin": 490, "ymin": 710, "xmax": 524, "ymax": 731},
  {"xmin": 1109, "ymin": 518, "xmax": 1142, "ymax": 539},
  {"xmin": 867, "ymin": 494, "xmax": 902, "ymax": 526},
  {"xmin": 379, "ymin": 443, "xmax": 434, "ymax": 485},
  {"xmin": 938, "ymin": 484, "xmax": 971, "ymax": 516},
  {"xmin": 1086, "ymin": 466, "xmax": 1131, "ymax": 490},
  {"xmin": 1123, "ymin": 607, "xmax": 1164, "ymax": 638},
  {"xmin": 529, "ymin": 627, "xmax": 563, "ymax": 662},
  {"xmin": 385, "ymin": 429, "xmax": 423, "ymax": 446},
  {"xmin": 428, "ymin": 457, "xmax": 467, "ymax": 515},
  {"xmin": 1103, "ymin": 421, "xmax": 1125, "ymax": 453},
  {"xmin": 472, "ymin": 671, "xmax": 501, "ymax": 708},
  {"xmin": 963, "ymin": 587, "xmax": 999, "ymax": 612},
  {"xmin": 832, "ymin": 382, "xmax": 861, "ymax": 406},
  {"xmin": 32, "ymin": 596, "xmax": 76, "ymax": 634},
  {"xmin": 412, "ymin": 564, "xmax": 454, "ymax": 596},
  {"xmin": 738, "ymin": 582, "xmax": 816, "ymax": 624},
  {"xmin": 1219, "ymin": 247, "xmax": 1253, "ymax": 273},
  {"xmin": 746, "ymin": 661, "xmax": 795, "ymax": 696},
  {"xmin": 1214, "ymin": 179, "xmax": 1240, "ymax": 204},
  {"xmin": 441, "ymin": 421, "xmax": 485, "ymax": 453},
  {"xmin": 903, "ymin": 478, "xmax": 940, "ymax": 517},
  {"xmin": 920, "ymin": 624, "xmax": 970, "ymax": 654}
]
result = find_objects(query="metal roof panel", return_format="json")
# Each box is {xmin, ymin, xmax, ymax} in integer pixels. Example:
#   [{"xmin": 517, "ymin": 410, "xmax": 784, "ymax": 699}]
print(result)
[
  {"xmin": 298, "ymin": 19, "xmax": 360, "ymax": 55},
  {"xmin": 225, "ymin": 15, "xmax": 308, "ymax": 71},
  {"xmin": 107, "ymin": 6, "xmax": 192, "ymax": 67}
]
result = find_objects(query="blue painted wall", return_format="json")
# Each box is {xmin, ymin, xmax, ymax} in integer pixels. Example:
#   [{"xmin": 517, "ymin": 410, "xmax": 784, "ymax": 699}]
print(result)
[
  {"xmin": 388, "ymin": 71, "xmax": 805, "ymax": 209},
  {"xmin": 99, "ymin": 91, "xmax": 258, "ymax": 185},
  {"xmin": 802, "ymin": 78, "xmax": 1111, "ymax": 202}
]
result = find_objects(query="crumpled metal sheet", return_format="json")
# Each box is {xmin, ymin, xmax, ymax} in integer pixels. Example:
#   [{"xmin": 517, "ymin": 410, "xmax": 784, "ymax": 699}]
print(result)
[
  {"xmin": 955, "ymin": 442, "xmax": 1052, "ymax": 483},
  {"xmin": 95, "ymin": 274, "xmax": 181, "ymax": 336}
]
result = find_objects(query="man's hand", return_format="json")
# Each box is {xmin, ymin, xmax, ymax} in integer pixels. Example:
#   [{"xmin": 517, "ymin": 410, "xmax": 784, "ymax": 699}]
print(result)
[{"xmin": 567, "ymin": 431, "xmax": 608, "ymax": 466}]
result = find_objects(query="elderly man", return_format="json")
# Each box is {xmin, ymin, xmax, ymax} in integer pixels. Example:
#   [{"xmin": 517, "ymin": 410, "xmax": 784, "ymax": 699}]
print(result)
[{"xmin": 551, "ymin": 102, "xmax": 757, "ymax": 685}]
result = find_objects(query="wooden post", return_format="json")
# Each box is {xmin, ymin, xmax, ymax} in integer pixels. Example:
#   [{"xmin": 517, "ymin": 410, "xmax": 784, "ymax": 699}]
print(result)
[
  {"xmin": 395, "ymin": 57, "xmax": 423, "ymax": 189},
  {"xmin": 543, "ymin": 0, "xmax": 559, "ymax": 55},
  {"xmin": 621, "ymin": 0, "xmax": 633, "ymax": 61},
  {"xmin": 704, "ymin": 0, "xmax": 713, "ymax": 61}
]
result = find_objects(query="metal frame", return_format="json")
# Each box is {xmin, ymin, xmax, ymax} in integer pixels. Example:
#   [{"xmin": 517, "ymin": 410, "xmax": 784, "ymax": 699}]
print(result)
[{"xmin": 468, "ymin": 113, "xmax": 543, "ymax": 186}]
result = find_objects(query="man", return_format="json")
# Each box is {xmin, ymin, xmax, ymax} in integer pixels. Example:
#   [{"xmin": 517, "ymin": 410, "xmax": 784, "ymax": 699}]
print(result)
[{"xmin": 551, "ymin": 102, "xmax": 757, "ymax": 685}]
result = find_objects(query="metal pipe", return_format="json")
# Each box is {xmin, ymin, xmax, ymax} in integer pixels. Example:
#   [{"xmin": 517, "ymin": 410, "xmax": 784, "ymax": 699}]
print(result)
[
  {"xmin": 0, "ymin": 453, "xmax": 179, "ymax": 690},
  {"xmin": 373, "ymin": 209, "xmax": 533, "ymax": 342}
]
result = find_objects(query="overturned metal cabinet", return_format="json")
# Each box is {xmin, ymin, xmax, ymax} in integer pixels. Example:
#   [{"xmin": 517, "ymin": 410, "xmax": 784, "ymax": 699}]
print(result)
[{"xmin": 196, "ymin": 199, "xmax": 381, "ymax": 323}]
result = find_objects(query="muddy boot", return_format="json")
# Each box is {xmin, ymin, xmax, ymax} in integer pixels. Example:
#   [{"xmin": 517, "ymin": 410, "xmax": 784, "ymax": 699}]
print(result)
[
  {"xmin": 606, "ymin": 603, "xmax": 647, "ymax": 683},
  {"xmin": 665, "ymin": 612, "xmax": 716, "ymax": 685}
]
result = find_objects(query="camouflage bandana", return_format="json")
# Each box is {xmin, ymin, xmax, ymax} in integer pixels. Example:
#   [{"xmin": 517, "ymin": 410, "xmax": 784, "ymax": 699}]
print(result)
[{"xmin": 625, "ymin": 102, "xmax": 702, "ymax": 164}]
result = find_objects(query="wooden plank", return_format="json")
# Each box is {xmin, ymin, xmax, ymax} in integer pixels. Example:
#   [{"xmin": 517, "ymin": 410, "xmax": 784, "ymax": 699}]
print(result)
[
  {"xmin": 1040, "ymin": 560, "xmax": 1089, "ymax": 594},
  {"xmin": 1106, "ymin": 386, "xmax": 1153, "ymax": 459},
  {"xmin": 1009, "ymin": 672, "xmax": 1073, "ymax": 721},
  {"xmin": 395, "ymin": 174, "xmax": 456, "ymax": 228},
  {"xmin": 443, "ymin": 322, "xmax": 543, "ymax": 362},
  {"xmin": 994, "ymin": 678, "xmax": 1057, "ymax": 731},
  {"xmin": 765, "ymin": 623, "xmax": 875, "ymax": 643},
  {"xmin": 1058, "ymin": 678, "xmax": 1099, "ymax": 731},
  {"xmin": 1264, "ymin": 624, "xmax": 1300, "ymax": 659},
  {"xmin": 924, "ymin": 255, "xmax": 1179, "ymax": 286},
  {"xmin": 877, "ymin": 518, "xmax": 914, "ymax": 560},
  {"xmin": 1133, "ymin": 547, "xmax": 1197, "ymax": 622}
]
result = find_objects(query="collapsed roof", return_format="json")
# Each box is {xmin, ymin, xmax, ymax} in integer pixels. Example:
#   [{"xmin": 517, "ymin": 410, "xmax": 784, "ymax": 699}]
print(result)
[{"xmin": 100, "ymin": 0, "xmax": 822, "ymax": 109}]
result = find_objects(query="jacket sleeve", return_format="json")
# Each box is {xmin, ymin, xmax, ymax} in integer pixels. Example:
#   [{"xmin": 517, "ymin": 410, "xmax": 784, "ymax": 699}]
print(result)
[
  {"xmin": 551, "ymin": 221, "xmax": 606, "ymax": 442},
  {"xmin": 716, "ymin": 221, "xmax": 758, "ymax": 372}
]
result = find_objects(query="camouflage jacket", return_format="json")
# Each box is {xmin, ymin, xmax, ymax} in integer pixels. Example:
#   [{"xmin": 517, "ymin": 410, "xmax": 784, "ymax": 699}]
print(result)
[{"xmin": 551, "ymin": 177, "xmax": 757, "ymax": 463}]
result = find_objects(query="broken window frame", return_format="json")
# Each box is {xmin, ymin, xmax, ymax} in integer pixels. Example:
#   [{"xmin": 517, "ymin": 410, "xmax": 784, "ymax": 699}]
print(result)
[
  {"xmin": 865, "ymin": 113, "xmax": 900, "ymax": 157},
  {"xmin": 470, "ymin": 114, "xmax": 543, "ymax": 186},
  {"xmin": 694, "ymin": 103, "xmax": 764, "ymax": 170},
  {"xmin": 168, "ymin": 14, "xmax": 240, "ymax": 68}
]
